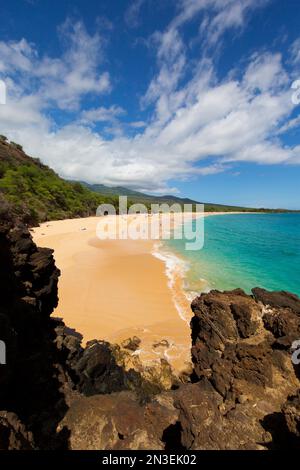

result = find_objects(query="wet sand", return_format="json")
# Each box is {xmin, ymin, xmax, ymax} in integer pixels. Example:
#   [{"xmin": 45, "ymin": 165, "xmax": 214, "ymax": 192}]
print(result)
[
  {"xmin": 32, "ymin": 215, "xmax": 192, "ymax": 371},
  {"xmin": 31, "ymin": 212, "xmax": 250, "ymax": 372}
]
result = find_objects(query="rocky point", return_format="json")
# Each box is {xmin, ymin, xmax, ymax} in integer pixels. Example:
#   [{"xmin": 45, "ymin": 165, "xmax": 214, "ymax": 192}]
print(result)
[{"xmin": 0, "ymin": 208, "xmax": 299, "ymax": 449}]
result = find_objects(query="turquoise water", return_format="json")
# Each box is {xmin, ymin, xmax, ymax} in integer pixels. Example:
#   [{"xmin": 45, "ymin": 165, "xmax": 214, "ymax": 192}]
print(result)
[{"xmin": 166, "ymin": 213, "xmax": 300, "ymax": 297}]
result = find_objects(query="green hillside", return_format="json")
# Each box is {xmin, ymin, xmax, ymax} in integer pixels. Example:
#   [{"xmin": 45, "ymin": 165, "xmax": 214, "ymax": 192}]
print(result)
[
  {"xmin": 81, "ymin": 182, "xmax": 279, "ymax": 213},
  {"xmin": 0, "ymin": 135, "xmax": 293, "ymax": 226},
  {"xmin": 0, "ymin": 136, "xmax": 118, "ymax": 225},
  {"xmin": 80, "ymin": 182, "xmax": 147, "ymax": 199}
]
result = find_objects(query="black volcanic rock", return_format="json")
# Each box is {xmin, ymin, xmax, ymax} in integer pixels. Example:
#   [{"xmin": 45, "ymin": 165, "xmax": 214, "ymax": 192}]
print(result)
[
  {"xmin": 71, "ymin": 339, "xmax": 136, "ymax": 395},
  {"xmin": 53, "ymin": 327, "xmax": 166, "ymax": 400},
  {"xmin": 173, "ymin": 381, "xmax": 272, "ymax": 450},
  {"xmin": 121, "ymin": 336, "xmax": 141, "ymax": 351},
  {"xmin": 282, "ymin": 391, "xmax": 300, "ymax": 446},
  {"xmin": 0, "ymin": 411, "xmax": 35, "ymax": 450},
  {"xmin": 1, "ymin": 205, "xmax": 300, "ymax": 449},
  {"xmin": 0, "ymin": 212, "xmax": 150, "ymax": 448},
  {"xmin": 0, "ymin": 213, "xmax": 67, "ymax": 449},
  {"xmin": 58, "ymin": 391, "xmax": 178, "ymax": 450},
  {"xmin": 252, "ymin": 287, "xmax": 300, "ymax": 314},
  {"xmin": 58, "ymin": 288, "xmax": 300, "ymax": 450},
  {"xmin": 184, "ymin": 289, "xmax": 300, "ymax": 449}
]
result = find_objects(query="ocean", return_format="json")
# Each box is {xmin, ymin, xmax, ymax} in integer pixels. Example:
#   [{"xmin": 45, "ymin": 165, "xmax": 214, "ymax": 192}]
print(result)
[{"xmin": 162, "ymin": 213, "xmax": 300, "ymax": 299}]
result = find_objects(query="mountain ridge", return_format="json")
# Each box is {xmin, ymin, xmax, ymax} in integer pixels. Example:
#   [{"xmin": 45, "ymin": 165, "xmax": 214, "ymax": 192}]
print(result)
[
  {"xmin": 80, "ymin": 181, "xmax": 293, "ymax": 213},
  {"xmin": 0, "ymin": 135, "xmax": 297, "ymax": 227}
]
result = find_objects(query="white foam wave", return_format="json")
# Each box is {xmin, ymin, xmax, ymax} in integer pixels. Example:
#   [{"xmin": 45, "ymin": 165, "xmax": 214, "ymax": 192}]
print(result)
[{"xmin": 151, "ymin": 242, "xmax": 190, "ymax": 323}]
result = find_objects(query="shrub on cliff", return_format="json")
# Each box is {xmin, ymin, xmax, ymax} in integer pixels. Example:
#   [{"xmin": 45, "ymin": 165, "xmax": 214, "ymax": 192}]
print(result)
[{"xmin": 0, "ymin": 139, "xmax": 119, "ymax": 225}]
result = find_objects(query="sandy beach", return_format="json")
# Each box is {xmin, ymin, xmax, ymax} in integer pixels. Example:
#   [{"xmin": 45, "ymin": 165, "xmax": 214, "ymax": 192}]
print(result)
[{"xmin": 31, "ymin": 212, "xmax": 248, "ymax": 372}]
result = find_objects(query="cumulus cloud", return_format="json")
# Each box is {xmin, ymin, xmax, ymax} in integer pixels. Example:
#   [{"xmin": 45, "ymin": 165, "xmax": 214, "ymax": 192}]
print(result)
[
  {"xmin": 0, "ymin": 4, "xmax": 299, "ymax": 193},
  {"xmin": 0, "ymin": 19, "xmax": 111, "ymax": 111},
  {"xmin": 0, "ymin": 38, "xmax": 35, "ymax": 73}
]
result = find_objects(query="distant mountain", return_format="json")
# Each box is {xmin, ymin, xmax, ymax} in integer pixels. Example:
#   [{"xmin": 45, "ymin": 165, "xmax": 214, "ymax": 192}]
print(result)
[
  {"xmin": 0, "ymin": 135, "xmax": 293, "ymax": 227},
  {"xmin": 81, "ymin": 181, "xmax": 278, "ymax": 213},
  {"xmin": 80, "ymin": 182, "xmax": 150, "ymax": 199}
]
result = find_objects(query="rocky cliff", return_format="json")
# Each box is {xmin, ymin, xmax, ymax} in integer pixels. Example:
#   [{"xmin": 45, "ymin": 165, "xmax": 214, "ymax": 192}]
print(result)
[{"xmin": 0, "ymin": 211, "xmax": 299, "ymax": 450}]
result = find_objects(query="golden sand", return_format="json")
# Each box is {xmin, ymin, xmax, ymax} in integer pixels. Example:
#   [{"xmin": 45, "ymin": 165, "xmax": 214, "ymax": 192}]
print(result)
[
  {"xmin": 31, "ymin": 212, "xmax": 249, "ymax": 372},
  {"xmin": 31, "ymin": 215, "xmax": 192, "ymax": 371}
]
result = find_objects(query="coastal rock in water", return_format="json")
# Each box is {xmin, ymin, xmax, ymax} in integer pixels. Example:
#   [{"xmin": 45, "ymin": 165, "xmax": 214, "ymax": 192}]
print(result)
[
  {"xmin": 153, "ymin": 339, "xmax": 170, "ymax": 349},
  {"xmin": 121, "ymin": 336, "xmax": 141, "ymax": 351}
]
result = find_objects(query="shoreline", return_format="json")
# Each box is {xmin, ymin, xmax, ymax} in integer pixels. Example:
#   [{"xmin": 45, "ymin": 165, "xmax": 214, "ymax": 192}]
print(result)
[{"xmin": 31, "ymin": 211, "xmax": 257, "ymax": 372}]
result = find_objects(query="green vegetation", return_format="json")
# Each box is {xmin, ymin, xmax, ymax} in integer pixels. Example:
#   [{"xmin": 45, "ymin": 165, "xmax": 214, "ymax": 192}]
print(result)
[
  {"xmin": 0, "ymin": 138, "xmax": 294, "ymax": 226},
  {"xmin": 10, "ymin": 142, "xmax": 23, "ymax": 151},
  {"xmin": 0, "ymin": 140, "xmax": 119, "ymax": 225},
  {"xmin": 82, "ymin": 182, "xmax": 289, "ymax": 213}
]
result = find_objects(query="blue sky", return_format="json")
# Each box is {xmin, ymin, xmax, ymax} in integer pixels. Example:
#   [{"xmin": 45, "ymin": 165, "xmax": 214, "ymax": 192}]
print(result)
[{"xmin": 0, "ymin": 0, "xmax": 300, "ymax": 208}]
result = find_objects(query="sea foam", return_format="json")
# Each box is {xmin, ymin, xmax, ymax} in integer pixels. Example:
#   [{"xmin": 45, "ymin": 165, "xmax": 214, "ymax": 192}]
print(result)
[{"xmin": 151, "ymin": 242, "xmax": 191, "ymax": 323}]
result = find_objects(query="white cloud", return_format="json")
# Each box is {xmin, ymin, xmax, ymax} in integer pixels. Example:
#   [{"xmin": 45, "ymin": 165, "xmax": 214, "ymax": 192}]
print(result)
[
  {"xmin": 244, "ymin": 53, "xmax": 289, "ymax": 92},
  {"xmin": 142, "ymin": 27, "xmax": 186, "ymax": 121},
  {"xmin": 0, "ymin": 20, "xmax": 111, "ymax": 111},
  {"xmin": 290, "ymin": 38, "xmax": 300, "ymax": 66},
  {"xmin": 125, "ymin": 0, "xmax": 144, "ymax": 28},
  {"xmin": 0, "ymin": 6, "xmax": 299, "ymax": 193},
  {"xmin": 227, "ymin": 142, "xmax": 300, "ymax": 165},
  {"xmin": 130, "ymin": 121, "xmax": 146, "ymax": 128},
  {"xmin": 40, "ymin": 20, "xmax": 111, "ymax": 109},
  {"xmin": 0, "ymin": 38, "xmax": 35, "ymax": 73},
  {"xmin": 173, "ymin": 0, "xmax": 269, "ymax": 46},
  {"xmin": 81, "ymin": 105, "xmax": 125, "ymax": 124},
  {"xmin": 278, "ymin": 115, "xmax": 300, "ymax": 134}
]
